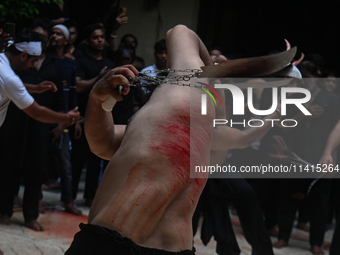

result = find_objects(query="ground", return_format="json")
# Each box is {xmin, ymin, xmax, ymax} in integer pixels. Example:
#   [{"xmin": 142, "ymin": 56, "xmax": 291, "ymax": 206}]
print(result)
[{"xmin": 0, "ymin": 181, "xmax": 335, "ymax": 255}]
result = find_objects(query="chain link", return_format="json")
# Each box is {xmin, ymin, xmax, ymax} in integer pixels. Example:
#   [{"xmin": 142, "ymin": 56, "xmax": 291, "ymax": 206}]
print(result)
[{"xmin": 128, "ymin": 69, "xmax": 204, "ymax": 88}]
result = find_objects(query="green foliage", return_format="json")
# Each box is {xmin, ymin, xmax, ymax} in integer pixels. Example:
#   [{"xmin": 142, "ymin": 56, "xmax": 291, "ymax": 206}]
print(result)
[{"xmin": 0, "ymin": 0, "xmax": 64, "ymax": 21}]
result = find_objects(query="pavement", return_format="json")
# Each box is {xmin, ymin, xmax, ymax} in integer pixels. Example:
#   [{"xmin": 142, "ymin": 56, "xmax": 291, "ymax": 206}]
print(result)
[{"xmin": 0, "ymin": 183, "xmax": 335, "ymax": 255}]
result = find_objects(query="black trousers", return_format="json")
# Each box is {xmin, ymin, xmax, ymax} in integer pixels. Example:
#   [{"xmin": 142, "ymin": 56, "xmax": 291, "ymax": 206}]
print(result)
[
  {"xmin": 66, "ymin": 223, "xmax": 195, "ymax": 255},
  {"xmin": 330, "ymin": 215, "xmax": 340, "ymax": 255},
  {"xmin": 277, "ymin": 178, "xmax": 330, "ymax": 247},
  {"xmin": 226, "ymin": 178, "xmax": 274, "ymax": 255},
  {"xmin": 0, "ymin": 153, "xmax": 41, "ymax": 222},
  {"xmin": 71, "ymin": 126, "xmax": 107, "ymax": 200},
  {"xmin": 193, "ymin": 178, "xmax": 274, "ymax": 255}
]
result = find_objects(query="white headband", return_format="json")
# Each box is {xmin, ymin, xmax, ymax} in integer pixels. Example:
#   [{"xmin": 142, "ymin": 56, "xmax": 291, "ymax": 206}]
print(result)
[
  {"xmin": 52, "ymin": 24, "xmax": 70, "ymax": 40},
  {"xmin": 14, "ymin": 41, "xmax": 42, "ymax": 56}
]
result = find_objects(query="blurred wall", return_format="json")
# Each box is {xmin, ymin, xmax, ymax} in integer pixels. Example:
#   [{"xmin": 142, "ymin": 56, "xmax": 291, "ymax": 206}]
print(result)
[{"xmin": 118, "ymin": 0, "xmax": 200, "ymax": 67}]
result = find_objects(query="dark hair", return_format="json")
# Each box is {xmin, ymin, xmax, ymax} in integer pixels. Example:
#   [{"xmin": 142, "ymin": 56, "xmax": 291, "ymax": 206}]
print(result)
[
  {"xmin": 64, "ymin": 19, "xmax": 78, "ymax": 30},
  {"xmin": 297, "ymin": 61, "xmax": 319, "ymax": 77},
  {"xmin": 84, "ymin": 23, "xmax": 104, "ymax": 40},
  {"xmin": 322, "ymin": 69, "xmax": 339, "ymax": 78},
  {"xmin": 114, "ymin": 43, "xmax": 135, "ymax": 65},
  {"xmin": 120, "ymin": 34, "xmax": 138, "ymax": 48},
  {"xmin": 154, "ymin": 39, "xmax": 166, "ymax": 52},
  {"xmin": 209, "ymin": 46, "xmax": 222, "ymax": 54},
  {"xmin": 7, "ymin": 28, "xmax": 42, "ymax": 57},
  {"xmin": 31, "ymin": 18, "xmax": 52, "ymax": 32}
]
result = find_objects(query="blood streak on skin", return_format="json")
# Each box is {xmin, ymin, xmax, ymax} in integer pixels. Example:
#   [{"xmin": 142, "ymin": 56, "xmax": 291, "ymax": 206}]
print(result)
[
  {"xmin": 152, "ymin": 199, "xmax": 168, "ymax": 216},
  {"xmin": 149, "ymin": 116, "xmax": 191, "ymax": 183},
  {"xmin": 118, "ymin": 185, "xmax": 151, "ymax": 231}
]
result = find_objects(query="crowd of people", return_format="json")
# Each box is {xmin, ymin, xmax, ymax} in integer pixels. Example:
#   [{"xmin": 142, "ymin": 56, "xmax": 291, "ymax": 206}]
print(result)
[{"xmin": 0, "ymin": 3, "xmax": 340, "ymax": 255}]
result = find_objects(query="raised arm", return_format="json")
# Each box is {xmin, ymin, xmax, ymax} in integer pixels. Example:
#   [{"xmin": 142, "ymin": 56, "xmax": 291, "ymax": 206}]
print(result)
[
  {"xmin": 211, "ymin": 110, "xmax": 281, "ymax": 151},
  {"xmin": 84, "ymin": 65, "xmax": 138, "ymax": 160}
]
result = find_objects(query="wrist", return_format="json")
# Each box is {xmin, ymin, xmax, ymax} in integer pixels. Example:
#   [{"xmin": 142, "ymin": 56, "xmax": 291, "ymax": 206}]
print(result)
[
  {"xmin": 102, "ymin": 97, "xmax": 117, "ymax": 112},
  {"xmin": 68, "ymin": 113, "xmax": 75, "ymax": 125}
]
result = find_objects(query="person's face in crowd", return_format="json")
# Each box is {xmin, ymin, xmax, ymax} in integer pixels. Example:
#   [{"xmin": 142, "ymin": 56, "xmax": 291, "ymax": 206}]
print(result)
[
  {"xmin": 32, "ymin": 27, "xmax": 49, "ymax": 52},
  {"xmin": 323, "ymin": 75, "xmax": 337, "ymax": 92},
  {"xmin": 155, "ymin": 50, "xmax": 167, "ymax": 69},
  {"xmin": 120, "ymin": 49, "xmax": 133, "ymax": 65},
  {"xmin": 68, "ymin": 27, "xmax": 77, "ymax": 45},
  {"xmin": 32, "ymin": 27, "xmax": 48, "ymax": 43},
  {"xmin": 209, "ymin": 49, "xmax": 222, "ymax": 58},
  {"xmin": 50, "ymin": 28, "xmax": 67, "ymax": 48},
  {"xmin": 17, "ymin": 53, "xmax": 39, "ymax": 72},
  {"xmin": 124, "ymin": 36, "xmax": 136, "ymax": 49},
  {"xmin": 88, "ymin": 29, "xmax": 105, "ymax": 51}
]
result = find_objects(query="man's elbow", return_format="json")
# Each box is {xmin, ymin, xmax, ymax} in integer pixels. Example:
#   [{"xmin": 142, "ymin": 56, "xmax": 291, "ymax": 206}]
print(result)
[{"xmin": 88, "ymin": 144, "xmax": 113, "ymax": 161}]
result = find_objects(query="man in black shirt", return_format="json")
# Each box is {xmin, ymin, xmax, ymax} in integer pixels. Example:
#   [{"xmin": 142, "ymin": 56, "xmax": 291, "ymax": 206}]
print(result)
[
  {"xmin": 73, "ymin": 23, "xmax": 115, "ymax": 206},
  {"xmin": 273, "ymin": 66, "xmax": 340, "ymax": 254},
  {"xmin": 48, "ymin": 24, "xmax": 82, "ymax": 216}
]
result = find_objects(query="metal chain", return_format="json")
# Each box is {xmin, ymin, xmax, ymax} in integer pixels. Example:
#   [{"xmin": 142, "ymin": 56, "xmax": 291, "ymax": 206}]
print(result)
[{"xmin": 128, "ymin": 68, "xmax": 204, "ymax": 88}]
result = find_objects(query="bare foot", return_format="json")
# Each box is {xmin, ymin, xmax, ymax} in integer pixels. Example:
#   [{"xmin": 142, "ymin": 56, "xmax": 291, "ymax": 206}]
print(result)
[
  {"xmin": 311, "ymin": 246, "xmax": 324, "ymax": 255},
  {"xmin": 41, "ymin": 183, "xmax": 49, "ymax": 191},
  {"xmin": 0, "ymin": 248, "xmax": 3, "ymax": 254},
  {"xmin": 38, "ymin": 200, "xmax": 46, "ymax": 214},
  {"xmin": 0, "ymin": 215, "xmax": 11, "ymax": 225},
  {"xmin": 273, "ymin": 240, "xmax": 288, "ymax": 248},
  {"xmin": 25, "ymin": 220, "xmax": 44, "ymax": 231},
  {"xmin": 296, "ymin": 222, "xmax": 310, "ymax": 232},
  {"xmin": 64, "ymin": 202, "xmax": 82, "ymax": 216},
  {"xmin": 323, "ymin": 243, "xmax": 330, "ymax": 251},
  {"xmin": 310, "ymin": 245, "xmax": 325, "ymax": 255}
]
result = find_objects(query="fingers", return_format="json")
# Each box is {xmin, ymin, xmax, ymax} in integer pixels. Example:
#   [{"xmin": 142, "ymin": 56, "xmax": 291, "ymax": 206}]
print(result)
[
  {"xmin": 67, "ymin": 107, "xmax": 80, "ymax": 125},
  {"xmin": 100, "ymin": 66, "xmax": 108, "ymax": 75},
  {"xmin": 71, "ymin": 106, "xmax": 79, "ymax": 112},
  {"xmin": 105, "ymin": 74, "xmax": 130, "ymax": 100},
  {"xmin": 110, "ymin": 65, "xmax": 139, "ymax": 78},
  {"xmin": 42, "ymin": 81, "xmax": 58, "ymax": 92},
  {"xmin": 284, "ymin": 39, "xmax": 291, "ymax": 51},
  {"xmin": 93, "ymin": 65, "xmax": 139, "ymax": 102},
  {"xmin": 51, "ymin": 83, "xmax": 58, "ymax": 92}
]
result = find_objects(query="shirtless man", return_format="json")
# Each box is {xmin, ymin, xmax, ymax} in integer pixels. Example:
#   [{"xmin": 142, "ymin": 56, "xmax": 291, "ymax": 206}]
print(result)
[{"xmin": 66, "ymin": 25, "xmax": 215, "ymax": 254}]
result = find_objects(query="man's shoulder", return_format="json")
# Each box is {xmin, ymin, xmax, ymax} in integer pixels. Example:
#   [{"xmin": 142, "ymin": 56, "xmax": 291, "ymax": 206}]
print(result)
[{"xmin": 0, "ymin": 54, "xmax": 16, "ymax": 82}]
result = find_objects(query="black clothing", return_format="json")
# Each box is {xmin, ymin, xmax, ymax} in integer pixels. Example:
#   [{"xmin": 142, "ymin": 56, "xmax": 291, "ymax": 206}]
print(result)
[
  {"xmin": 55, "ymin": 57, "xmax": 77, "ymax": 112},
  {"xmin": 330, "ymin": 215, "xmax": 340, "ymax": 255},
  {"xmin": 65, "ymin": 223, "xmax": 195, "ymax": 255},
  {"xmin": 276, "ymin": 89, "xmax": 340, "ymax": 247},
  {"xmin": 193, "ymin": 178, "xmax": 274, "ymax": 255},
  {"xmin": 75, "ymin": 53, "xmax": 115, "ymax": 116},
  {"xmin": 278, "ymin": 179, "xmax": 331, "ymax": 247},
  {"xmin": 72, "ymin": 54, "xmax": 114, "ymax": 200},
  {"xmin": 0, "ymin": 54, "xmax": 64, "ymax": 221}
]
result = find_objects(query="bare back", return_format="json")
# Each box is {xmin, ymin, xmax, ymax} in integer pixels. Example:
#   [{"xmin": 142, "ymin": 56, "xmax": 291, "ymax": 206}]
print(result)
[
  {"xmin": 87, "ymin": 25, "xmax": 215, "ymax": 252},
  {"xmin": 89, "ymin": 83, "xmax": 214, "ymax": 251}
]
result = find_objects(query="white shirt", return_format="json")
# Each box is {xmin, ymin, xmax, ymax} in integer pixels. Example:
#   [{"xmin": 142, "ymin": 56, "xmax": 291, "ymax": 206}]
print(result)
[
  {"xmin": 0, "ymin": 53, "xmax": 34, "ymax": 126},
  {"xmin": 141, "ymin": 64, "xmax": 159, "ymax": 78}
]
